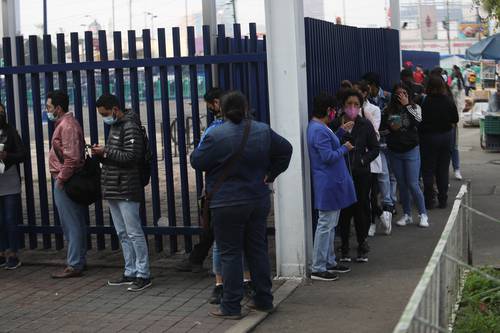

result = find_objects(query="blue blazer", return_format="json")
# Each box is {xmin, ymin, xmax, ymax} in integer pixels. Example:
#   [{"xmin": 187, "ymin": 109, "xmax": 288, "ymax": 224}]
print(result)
[{"xmin": 307, "ymin": 120, "xmax": 357, "ymax": 211}]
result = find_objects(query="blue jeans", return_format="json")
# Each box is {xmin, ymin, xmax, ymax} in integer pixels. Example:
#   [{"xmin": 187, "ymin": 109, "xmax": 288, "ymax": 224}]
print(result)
[
  {"xmin": 212, "ymin": 198, "xmax": 273, "ymax": 315},
  {"xmin": 451, "ymin": 127, "xmax": 460, "ymax": 171},
  {"xmin": 212, "ymin": 242, "xmax": 248, "ymax": 276},
  {"xmin": 0, "ymin": 193, "xmax": 21, "ymax": 253},
  {"xmin": 311, "ymin": 210, "xmax": 340, "ymax": 273},
  {"xmin": 53, "ymin": 185, "xmax": 87, "ymax": 270},
  {"xmin": 387, "ymin": 147, "xmax": 427, "ymax": 216},
  {"xmin": 378, "ymin": 149, "xmax": 398, "ymax": 209},
  {"xmin": 108, "ymin": 200, "xmax": 150, "ymax": 279}
]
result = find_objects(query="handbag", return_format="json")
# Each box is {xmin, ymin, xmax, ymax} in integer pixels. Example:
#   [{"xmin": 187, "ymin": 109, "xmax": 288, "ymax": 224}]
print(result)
[
  {"xmin": 56, "ymin": 145, "xmax": 101, "ymax": 206},
  {"xmin": 199, "ymin": 119, "xmax": 251, "ymax": 228}
]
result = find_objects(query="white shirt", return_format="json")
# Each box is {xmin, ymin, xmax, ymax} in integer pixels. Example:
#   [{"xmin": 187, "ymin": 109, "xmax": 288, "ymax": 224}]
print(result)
[{"xmin": 363, "ymin": 101, "xmax": 383, "ymax": 174}]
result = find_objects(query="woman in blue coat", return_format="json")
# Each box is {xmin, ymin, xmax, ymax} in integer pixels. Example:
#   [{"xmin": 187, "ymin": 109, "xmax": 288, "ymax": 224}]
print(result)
[{"xmin": 307, "ymin": 93, "xmax": 356, "ymax": 281}]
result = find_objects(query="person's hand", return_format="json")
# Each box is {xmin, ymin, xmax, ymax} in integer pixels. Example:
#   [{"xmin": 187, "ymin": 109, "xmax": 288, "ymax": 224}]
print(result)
[
  {"xmin": 343, "ymin": 141, "xmax": 355, "ymax": 151},
  {"xmin": 341, "ymin": 121, "xmax": 355, "ymax": 132},
  {"xmin": 91, "ymin": 144, "xmax": 105, "ymax": 157},
  {"xmin": 56, "ymin": 179, "xmax": 64, "ymax": 190},
  {"xmin": 0, "ymin": 151, "xmax": 6, "ymax": 160},
  {"xmin": 398, "ymin": 91, "xmax": 409, "ymax": 106}
]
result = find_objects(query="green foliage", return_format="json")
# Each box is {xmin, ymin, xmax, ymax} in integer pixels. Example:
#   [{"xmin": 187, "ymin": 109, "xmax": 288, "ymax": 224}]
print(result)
[
  {"xmin": 475, "ymin": 0, "xmax": 500, "ymax": 24},
  {"xmin": 454, "ymin": 267, "xmax": 500, "ymax": 333}
]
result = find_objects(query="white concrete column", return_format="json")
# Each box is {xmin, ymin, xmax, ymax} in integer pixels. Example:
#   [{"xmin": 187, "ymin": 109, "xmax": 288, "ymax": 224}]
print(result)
[
  {"xmin": 202, "ymin": 0, "xmax": 218, "ymax": 87},
  {"xmin": 265, "ymin": 0, "xmax": 312, "ymax": 278},
  {"xmin": 390, "ymin": 0, "xmax": 400, "ymax": 30}
]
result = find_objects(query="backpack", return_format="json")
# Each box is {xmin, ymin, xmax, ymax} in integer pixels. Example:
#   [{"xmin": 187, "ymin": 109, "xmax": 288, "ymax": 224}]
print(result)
[
  {"xmin": 140, "ymin": 126, "xmax": 152, "ymax": 187},
  {"xmin": 468, "ymin": 72, "xmax": 477, "ymax": 84}
]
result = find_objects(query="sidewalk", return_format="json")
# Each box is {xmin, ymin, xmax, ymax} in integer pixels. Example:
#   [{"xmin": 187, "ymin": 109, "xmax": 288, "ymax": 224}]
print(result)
[{"xmin": 254, "ymin": 126, "xmax": 500, "ymax": 333}]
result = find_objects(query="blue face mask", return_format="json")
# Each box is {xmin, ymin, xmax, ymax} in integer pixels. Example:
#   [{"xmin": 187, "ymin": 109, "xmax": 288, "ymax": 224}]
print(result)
[
  {"xmin": 47, "ymin": 112, "xmax": 57, "ymax": 122},
  {"xmin": 103, "ymin": 114, "xmax": 117, "ymax": 125}
]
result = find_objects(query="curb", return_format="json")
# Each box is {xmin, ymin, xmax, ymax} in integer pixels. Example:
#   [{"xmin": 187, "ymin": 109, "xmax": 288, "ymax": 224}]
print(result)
[{"xmin": 225, "ymin": 279, "xmax": 302, "ymax": 333}]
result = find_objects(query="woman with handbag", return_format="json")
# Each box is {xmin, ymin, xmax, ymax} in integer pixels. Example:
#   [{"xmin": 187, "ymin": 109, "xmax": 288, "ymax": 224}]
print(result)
[
  {"xmin": 0, "ymin": 102, "xmax": 26, "ymax": 270},
  {"xmin": 191, "ymin": 91, "xmax": 292, "ymax": 319}
]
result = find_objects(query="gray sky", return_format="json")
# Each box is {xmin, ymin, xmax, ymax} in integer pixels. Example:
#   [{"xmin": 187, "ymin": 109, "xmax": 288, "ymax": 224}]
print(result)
[{"xmin": 19, "ymin": 0, "xmax": 389, "ymax": 36}]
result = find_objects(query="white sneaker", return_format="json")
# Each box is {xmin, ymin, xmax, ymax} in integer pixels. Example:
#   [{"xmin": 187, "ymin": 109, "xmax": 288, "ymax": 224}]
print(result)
[
  {"xmin": 396, "ymin": 214, "xmax": 413, "ymax": 227},
  {"xmin": 419, "ymin": 214, "xmax": 429, "ymax": 228},
  {"xmin": 380, "ymin": 211, "xmax": 393, "ymax": 235},
  {"xmin": 454, "ymin": 170, "xmax": 463, "ymax": 180},
  {"xmin": 368, "ymin": 223, "xmax": 376, "ymax": 237}
]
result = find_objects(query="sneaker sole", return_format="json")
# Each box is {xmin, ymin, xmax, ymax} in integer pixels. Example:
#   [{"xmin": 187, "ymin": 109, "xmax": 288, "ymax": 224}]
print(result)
[
  {"xmin": 107, "ymin": 281, "xmax": 135, "ymax": 286},
  {"xmin": 327, "ymin": 269, "xmax": 351, "ymax": 274},
  {"xmin": 339, "ymin": 258, "xmax": 352, "ymax": 263},
  {"xmin": 127, "ymin": 282, "xmax": 152, "ymax": 292},
  {"xmin": 311, "ymin": 275, "xmax": 339, "ymax": 281},
  {"xmin": 356, "ymin": 258, "xmax": 369, "ymax": 263},
  {"xmin": 5, "ymin": 262, "xmax": 22, "ymax": 270}
]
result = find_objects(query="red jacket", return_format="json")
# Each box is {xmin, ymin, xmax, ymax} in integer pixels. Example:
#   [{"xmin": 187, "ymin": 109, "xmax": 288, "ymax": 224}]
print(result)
[
  {"xmin": 49, "ymin": 112, "xmax": 85, "ymax": 183},
  {"xmin": 413, "ymin": 71, "xmax": 425, "ymax": 84}
]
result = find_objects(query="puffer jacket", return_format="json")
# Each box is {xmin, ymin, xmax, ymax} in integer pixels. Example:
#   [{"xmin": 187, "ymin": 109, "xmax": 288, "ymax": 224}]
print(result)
[{"xmin": 101, "ymin": 110, "xmax": 144, "ymax": 202}]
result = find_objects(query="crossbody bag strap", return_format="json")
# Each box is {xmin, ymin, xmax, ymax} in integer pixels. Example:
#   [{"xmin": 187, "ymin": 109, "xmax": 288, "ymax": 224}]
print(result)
[{"xmin": 205, "ymin": 119, "xmax": 252, "ymax": 201}]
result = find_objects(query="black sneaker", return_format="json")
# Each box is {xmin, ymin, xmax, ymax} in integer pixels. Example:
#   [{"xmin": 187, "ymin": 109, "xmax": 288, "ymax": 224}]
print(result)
[
  {"xmin": 128, "ymin": 278, "xmax": 152, "ymax": 292},
  {"xmin": 5, "ymin": 257, "xmax": 21, "ymax": 270},
  {"xmin": 244, "ymin": 281, "xmax": 256, "ymax": 300},
  {"xmin": 0, "ymin": 256, "xmax": 6, "ymax": 268},
  {"xmin": 339, "ymin": 254, "xmax": 351, "ymax": 263},
  {"xmin": 208, "ymin": 285, "xmax": 223, "ymax": 305},
  {"xmin": 327, "ymin": 264, "xmax": 351, "ymax": 274},
  {"xmin": 356, "ymin": 255, "xmax": 369, "ymax": 263},
  {"xmin": 108, "ymin": 275, "xmax": 136, "ymax": 286},
  {"xmin": 311, "ymin": 271, "xmax": 339, "ymax": 281},
  {"xmin": 175, "ymin": 259, "xmax": 204, "ymax": 273}
]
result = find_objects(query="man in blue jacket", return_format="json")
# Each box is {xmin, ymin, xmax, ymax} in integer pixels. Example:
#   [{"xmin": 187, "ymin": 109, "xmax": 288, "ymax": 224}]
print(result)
[{"xmin": 307, "ymin": 93, "xmax": 356, "ymax": 281}]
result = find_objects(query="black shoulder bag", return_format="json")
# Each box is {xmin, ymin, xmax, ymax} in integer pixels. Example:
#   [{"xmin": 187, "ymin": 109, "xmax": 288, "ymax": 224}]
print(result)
[{"xmin": 199, "ymin": 119, "xmax": 251, "ymax": 228}]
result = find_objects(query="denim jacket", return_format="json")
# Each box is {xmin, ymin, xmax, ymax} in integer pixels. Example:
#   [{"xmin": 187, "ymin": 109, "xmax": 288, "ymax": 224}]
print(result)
[{"xmin": 190, "ymin": 119, "xmax": 292, "ymax": 208}]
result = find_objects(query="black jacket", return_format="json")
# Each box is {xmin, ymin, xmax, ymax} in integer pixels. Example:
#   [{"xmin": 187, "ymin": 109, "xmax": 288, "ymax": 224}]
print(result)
[
  {"xmin": 330, "ymin": 115, "xmax": 379, "ymax": 175},
  {"xmin": 419, "ymin": 94, "xmax": 459, "ymax": 134},
  {"xmin": 380, "ymin": 104, "xmax": 422, "ymax": 153},
  {"xmin": 101, "ymin": 110, "xmax": 144, "ymax": 202},
  {"xmin": 0, "ymin": 124, "xmax": 26, "ymax": 172}
]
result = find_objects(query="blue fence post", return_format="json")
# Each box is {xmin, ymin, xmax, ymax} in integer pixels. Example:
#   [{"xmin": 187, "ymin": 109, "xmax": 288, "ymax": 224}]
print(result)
[
  {"xmin": 157, "ymin": 27, "xmax": 178, "ymax": 254},
  {"xmin": 2, "ymin": 38, "xmax": 16, "ymax": 129},
  {"xmin": 28, "ymin": 35, "xmax": 52, "ymax": 250},
  {"xmin": 202, "ymin": 25, "xmax": 214, "ymax": 125},
  {"xmin": 142, "ymin": 29, "xmax": 163, "ymax": 252},
  {"xmin": 82, "ymin": 31, "xmax": 102, "ymax": 250},
  {"xmin": 15, "ymin": 36, "xmax": 37, "ymax": 249},
  {"xmin": 98, "ymin": 30, "xmax": 111, "ymax": 140},
  {"xmin": 172, "ymin": 27, "xmax": 192, "ymax": 248},
  {"xmin": 232, "ymin": 24, "xmax": 243, "ymax": 92},
  {"xmin": 217, "ymin": 25, "xmax": 229, "ymax": 90},
  {"xmin": 113, "ymin": 32, "xmax": 125, "ymax": 108},
  {"xmin": 248, "ymin": 24, "xmax": 259, "ymax": 120}
]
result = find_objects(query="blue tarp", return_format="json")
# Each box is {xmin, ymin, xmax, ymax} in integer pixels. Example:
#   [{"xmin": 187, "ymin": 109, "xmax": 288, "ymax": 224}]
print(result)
[
  {"xmin": 465, "ymin": 34, "xmax": 500, "ymax": 61},
  {"xmin": 402, "ymin": 50, "xmax": 440, "ymax": 70}
]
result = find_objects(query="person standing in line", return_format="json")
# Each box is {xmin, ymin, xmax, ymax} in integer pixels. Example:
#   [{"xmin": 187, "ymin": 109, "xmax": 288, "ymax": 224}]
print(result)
[
  {"xmin": 463, "ymin": 64, "xmax": 477, "ymax": 97},
  {"xmin": 331, "ymin": 89, "xmax": 380, "ymax": 263},
  {"xmin": 419, "ymin": 76, "xmax": 459, "ymax": 210},
  {"xmin": 450, "ymin": 65, "xmax": 466, "ymax": 180},
  {"xmin": 0, "ymin": 102, "xmax": 26, "ymax": 270},
  {"xmin": 307, "ymin": 93, "xmax": 355, "ymax": 281},
  {"xmin": 380, "ymin": 84, "xmax": 429, "ymax": 228},
  {"xmin": 47, "ymin": 90, "xmax": 88, "ymax": 278},
  {"xmin": 191, "ymin": 91, "xmax": 292, "ymax": 319},
  {"xmin": 92, "ymin": 94, "xmax": 151, "ymax": 292}
]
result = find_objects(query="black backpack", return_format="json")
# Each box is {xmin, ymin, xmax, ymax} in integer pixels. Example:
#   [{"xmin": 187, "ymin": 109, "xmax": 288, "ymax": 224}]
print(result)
[{"xmin": 140, "ymin": 126, "xmax": 152, "ymax": 187}]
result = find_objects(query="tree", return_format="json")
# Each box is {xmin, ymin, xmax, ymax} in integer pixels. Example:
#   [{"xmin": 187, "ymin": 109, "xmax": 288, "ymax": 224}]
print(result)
[{"xmin": 474, "ymin": 0, "xmax": 500, "ymax": 26}]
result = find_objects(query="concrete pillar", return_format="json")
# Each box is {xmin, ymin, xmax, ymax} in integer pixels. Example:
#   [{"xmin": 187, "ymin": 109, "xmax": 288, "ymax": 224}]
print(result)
[
  {"xmin": 264, "ymin": 0, "xmax": 312, "ymax": 278},
  {"xmin": 202, "ymin": 0, "xmax": 218, "ymax": 87},
  {"xmin": 390, "ymin": 0, "xmax": 400, "ymax": 30}
]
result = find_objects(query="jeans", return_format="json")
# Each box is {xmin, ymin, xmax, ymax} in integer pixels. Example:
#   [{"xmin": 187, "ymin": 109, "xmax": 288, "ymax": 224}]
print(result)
[
  {"xmin": 0, "ymin": 193, "xmax": 21, "ymax": 253},
  {"xmin": 387, "ymin": 146, "xmax": 427, "ymax": 216},
  {"xmin": 420, "ymin": 131, "xmax": 453, "ymax": 205},
  {"xmin": 311, "ymin": 210, "xmax": 340, "ymax": 273},
  {"xmin": 53, "ymin": 185, "xmax": 87, "ymax": 270},
  {"xmin": 212, "ymin": 197, "xmax": 273, "ymax": 315},
  {"xmin": 370, "ymin": 173, "xmax": 382, "ymax": 224},
  {"xmin": 378, "ymin": 149, "xmax": 398, "ymax": 210},
  {"xmin": 108, "ymin": 200, "xmax": 150, "ymax": 279},
  {"xmin": 212, "ymin": 242, "xmax": 249, "ymax": 276},
  {"xmin": 339, "ymin": 171, "xmax": 371, "ymax": 254},
  {"xmin": 450, "ymin": 127, "xmax": 460, "ymax": 171}
]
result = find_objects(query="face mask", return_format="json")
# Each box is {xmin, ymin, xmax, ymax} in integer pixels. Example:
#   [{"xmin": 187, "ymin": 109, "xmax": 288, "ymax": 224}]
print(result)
[
  {"xmin": 103, "ymin": 114, "xmax": 117, "ymax": 125},
  {"xmin": 47, "ymin": 112, "xmax": 57, "ymax": 122},
  {"xmin": 345, "ymin": 106, "xmax": 360, "ymax": 120}
]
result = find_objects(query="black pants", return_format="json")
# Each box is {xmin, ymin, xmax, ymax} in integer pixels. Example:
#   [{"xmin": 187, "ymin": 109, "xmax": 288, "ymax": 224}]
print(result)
[
  {"xmin": 420, "ymin": 131, "xmax": 452, "ymax": 205},
  {"xmin": 339, "ymin": 171, "xmax": 371, "ymax": 255},
  {"xmin": 370, "ymin": 173, "xmax": 382, "ymax": 224},
  {"xmin": 212, "ymin": 197, "xmax": 273, "ymax": 315},
  {"xmin": 188, "ymin": 224, "xmax": 214, "ymax": 265}
]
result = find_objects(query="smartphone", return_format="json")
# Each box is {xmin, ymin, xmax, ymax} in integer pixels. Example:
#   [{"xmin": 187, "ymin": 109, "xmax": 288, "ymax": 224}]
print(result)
[{"xmin": 389, "ymin": 114, "xmax": 401, "ymax": 126}]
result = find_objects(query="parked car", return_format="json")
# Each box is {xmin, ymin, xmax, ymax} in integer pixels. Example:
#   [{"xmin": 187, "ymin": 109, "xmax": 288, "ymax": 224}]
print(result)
[{"xmin": 463, "ymin": 100, "xmax": 488, "ymax": 127}]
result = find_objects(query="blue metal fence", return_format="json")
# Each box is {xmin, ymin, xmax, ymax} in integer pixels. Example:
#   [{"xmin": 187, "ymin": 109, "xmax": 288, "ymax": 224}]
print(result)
[
  {"xmin": 304, "ymin": 17, "xmax": 401, "ymax": 114},
  {"xmin": 0, "ymin": 23, "xmax": 268, "ymax": 254}
]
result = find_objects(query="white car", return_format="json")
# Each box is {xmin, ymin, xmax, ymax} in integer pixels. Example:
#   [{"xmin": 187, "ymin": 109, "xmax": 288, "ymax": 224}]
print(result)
[{"xmin": 463, "ymin": 100, "xmax": 488, "ymax": 127}]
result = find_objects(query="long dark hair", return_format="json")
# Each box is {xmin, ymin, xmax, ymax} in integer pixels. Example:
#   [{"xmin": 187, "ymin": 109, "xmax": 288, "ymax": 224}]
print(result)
[
  {"xmin": 385, "ymin": 84, "xmax": 414, "ymax": 115},
  {"xmin": 220, "ymin": 91, "xmax": 248, "ymax": 124},
  {"xmin": 453, "ymin": 65, "xmax": 465, "ymax": 91},
  {"xmin": 426, "ymin": 75, "xmax": 448, "ymax": 96}
]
